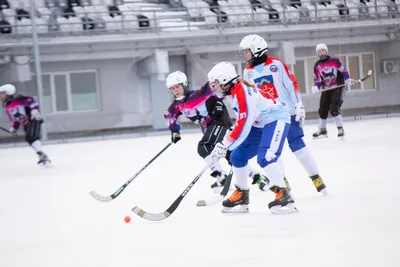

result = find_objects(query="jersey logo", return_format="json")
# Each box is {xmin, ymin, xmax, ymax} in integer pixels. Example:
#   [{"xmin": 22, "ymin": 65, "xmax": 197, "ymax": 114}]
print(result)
[
  {"xmin": 239, "ymin": 112, "xmax": 247, "ymax": 120},
  {"xmin": 270, "ymin": 65, "xmax": 278, "ymax": 72},
  {"xmin": 254, "ymin": 75, "xmax": 279, "ymax": 104}
]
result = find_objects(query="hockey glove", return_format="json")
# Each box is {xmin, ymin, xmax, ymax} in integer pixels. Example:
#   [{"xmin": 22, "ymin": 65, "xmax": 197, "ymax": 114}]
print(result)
[
  {"xmin": 210, "ymin": 142, "xmax": 227, "ymax": 163},
  {"xmin": 171, "ymin": 132, "xmax": 181, "ymax": 144},
  {"xmin": 345, "ymin": 79, "xmax": 354, "ymax": 91},
  {"xmin": 9, "ymin": 127, "xmax": 17, "ymax": 136},
  {"xmin": 31, "ymin": 109, "xmax": 43, "ymax": 121},
  {"xmin": 311, "ymin": 86, "xmax": 320, "ymax": 94},
  {"xmin": 294, "ymin": 103, "xmax": 306, "ymax": 127}
]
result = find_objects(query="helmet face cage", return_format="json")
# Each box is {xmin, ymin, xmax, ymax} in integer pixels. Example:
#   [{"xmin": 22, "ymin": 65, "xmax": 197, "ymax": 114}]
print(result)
[{"xmin": 208, "ymin": 62, "xmax": 238, "ymax": 96}]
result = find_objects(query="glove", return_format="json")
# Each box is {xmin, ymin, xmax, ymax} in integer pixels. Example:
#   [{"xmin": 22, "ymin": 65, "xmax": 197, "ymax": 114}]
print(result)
[
  {"xmin": 9, "ymin": 127, "xmax": 17, "ymax": 136},
  {"xmin": 171, "ymin": 132, "xmax": 181, "ymax": 144},
  {"xmin": 345, "ymin": 79, "xmax": 354, "ymax": 90},
  {"xmin": 294, "ymin": 103, "xmax": 305, "ymax": 127},
  {"xmin": 210, "ymin": 142, "xmax": 227, "ymax": 163},
  {"xmin": 311, "ymin": 85, "xmax": 320, "ymax": 94},
  {"xmin": 31, "ymin": 109, "xmax": 42, "ymax": 121}
]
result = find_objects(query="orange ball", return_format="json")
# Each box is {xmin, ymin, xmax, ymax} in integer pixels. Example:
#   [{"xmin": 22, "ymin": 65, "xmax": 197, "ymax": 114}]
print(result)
[{"xmin": 124, "ymin": 216, "xmax": 131, "ymax": 223}]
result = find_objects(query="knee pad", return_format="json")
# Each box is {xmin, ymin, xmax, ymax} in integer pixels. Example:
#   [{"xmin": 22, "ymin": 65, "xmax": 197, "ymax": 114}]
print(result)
[
  {"xmin": 288, "ymin": 136, "xmax": 305, "ymax": 153},
  {"xmin": 318, "ymin": 107, "xmax": 329, "ymax": 119},
  {"xmin": 230, "ymin": 149, "xmax": 248, "ymax": 168}
]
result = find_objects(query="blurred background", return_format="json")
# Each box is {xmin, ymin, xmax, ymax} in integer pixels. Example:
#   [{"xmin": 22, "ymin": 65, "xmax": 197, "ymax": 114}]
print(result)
[{"xmin": 0, "ymin": 0, "xmax": 399, "ymax": 143}]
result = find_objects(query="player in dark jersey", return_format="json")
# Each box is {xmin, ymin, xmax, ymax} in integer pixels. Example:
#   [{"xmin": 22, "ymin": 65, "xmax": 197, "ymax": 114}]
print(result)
[
  {"xmin": 0, "ymin": 84, "xmax": 51, "ymax": 167},
  {"xmin": 312, "ymin": 43, "xmax": 352, "ymax": 139},
  {"xmin": 164, "ymin": 71, "xmax": 268, "ymax": 192}
]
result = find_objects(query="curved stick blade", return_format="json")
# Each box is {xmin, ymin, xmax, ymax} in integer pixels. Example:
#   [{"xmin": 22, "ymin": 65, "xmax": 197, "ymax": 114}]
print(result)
[
  {"xmin": 132, "ymin": 206, "xmax": 171, "ymax": 221},
  {"xmin": 89, "ymin": 190, "xmax": 113, "ymax": 202}
]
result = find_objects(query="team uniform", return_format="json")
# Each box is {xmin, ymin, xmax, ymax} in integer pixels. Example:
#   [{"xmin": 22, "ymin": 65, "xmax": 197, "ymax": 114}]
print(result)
[
  {"xmin": 240, "ymin": 34, "xmax": 327, "ymax": 195},
  {"xmin": 1, "ymin": 84, "xmax": 51, "ymax": 166},
  {"xmin": 312, "ymin": 44, "xmax": 350, "ymax": 139},
  {"xmin": 208, "ymin": 62, "xmax": 297, "ymax": 214},
  {"xmin": 164, "ymin": 75, "xmax": 268, "ymax": 192}
]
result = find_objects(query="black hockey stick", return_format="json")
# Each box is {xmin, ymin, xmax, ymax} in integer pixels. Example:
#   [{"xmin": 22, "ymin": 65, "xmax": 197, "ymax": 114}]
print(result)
[
  {"xmin": 132, "ymin": 164, "xmax": 209, "ymax": 221},
  {"xmin": 0, "ymin": 126, "xmax": 11, "ymax": 134},
  {"xmin": 320, "ymin": 69, "xmax": 373, "ymax": 92},
  {"xmin": 196, "ymin": 167, "xmax": 233, "ymax": 207},
  {"xmin": 89, "ymin": 142, "xmax": 172, "ymax": 202}
]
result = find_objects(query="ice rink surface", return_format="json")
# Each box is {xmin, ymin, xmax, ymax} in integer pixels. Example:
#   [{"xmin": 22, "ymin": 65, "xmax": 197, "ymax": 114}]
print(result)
[{"xmin": 0, "ymin": 117, "xmax": 399, "ymax": 267}]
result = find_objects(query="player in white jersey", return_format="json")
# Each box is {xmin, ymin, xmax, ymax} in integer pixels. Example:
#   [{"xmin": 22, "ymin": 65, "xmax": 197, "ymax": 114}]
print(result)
[
  {"xmin": 239, "ymin": 34, "xmax": 327, "ymax": 195},
  {"xmin": 207, "ymin": 62, "xmax": 298, "ymax": 214}
]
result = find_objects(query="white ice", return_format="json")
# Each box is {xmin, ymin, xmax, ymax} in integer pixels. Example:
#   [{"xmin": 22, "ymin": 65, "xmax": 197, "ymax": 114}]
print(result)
[{"xmin": 0, "ymin": 117, "xmax": 399, "ymax": 267}]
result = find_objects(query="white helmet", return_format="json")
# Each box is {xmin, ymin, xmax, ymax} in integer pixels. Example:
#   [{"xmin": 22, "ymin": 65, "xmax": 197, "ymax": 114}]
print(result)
[
  {"xmin": 208, "ymin": 62, "xmax": 238, "ymax": 86},
  {"xmin": 239, "ymin": 34, "xmax": 268, "ymax": 62},
  {"xmin": 0, "ymin": 84, "xmax": 16, "ymax": 95},
  {"xmin": 316, "ymin": 43, "xmax": 328, "ymax": 54},
  {"xmin": 166, "ymin": 71, "xmax": 188, "ymax": 89}
]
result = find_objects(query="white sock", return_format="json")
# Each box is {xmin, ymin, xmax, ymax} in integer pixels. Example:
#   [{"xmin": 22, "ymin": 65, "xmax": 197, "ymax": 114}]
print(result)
[
  {"xmin": 294, "ymin": 147, "xmax": 319, "ymax": 177},
  {"xmin": 247, "ymin": 164, "xmax": 257, "ymax": 179},
  {"xmin": 233, "ymin": 165, "xmax": 249, "ymax": 190},
  {"xmin": 333, "ymin": 115, "xmax": 343, "ymax": 127},
  {"xmin": 277, "ymin": 156, "xmax": 286, "ymax": 177},
  {"xmin": 320, "ymin": 118, "xmax": 327, "ymax": 129},
  {"xmin": 31, "ymin": 140, "xmax": 43, "ymax": 153},
  {"xmin": 263, "ymin": 162, "xmax": 285, "ymax": 188}
]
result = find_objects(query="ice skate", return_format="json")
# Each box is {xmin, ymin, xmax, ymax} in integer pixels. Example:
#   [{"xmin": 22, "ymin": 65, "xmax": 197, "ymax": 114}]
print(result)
[
  {"xmin": 37, "ymin": 152, "xmax": 52, "ymax": 168},
  {"xmin": 222, "ymin": 186, "xmax": 249, "ymax": 213},
  {"xmin": 310, "ymin": 174, "xmax": 328, "ymax": 195},
  {"xmin": 284, "ymin": 177, "xmax": 292, "ymax": 192},
  {"xmin": 251, "ymin": 173, "xmax": 269, "ymax": 191},
  {"xmin": 313, "ymin": 128, "xmax": 328, "ymax": 139},
  {"xmin": 210, "ymin": 171, "xmax": 228, "ymax": 193},
  {"xmin": 268, "ymin": 187, "xmax": 298, "ymax": 215},
  {"xmin": 337, "ymin": 126, "xmax": 345, "ymax": 140}
]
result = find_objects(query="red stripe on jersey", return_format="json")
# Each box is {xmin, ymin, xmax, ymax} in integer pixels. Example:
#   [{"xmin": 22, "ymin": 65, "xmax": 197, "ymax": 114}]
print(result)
[{"xmin": 227, "ymin": 83, "xmax": 248, "ymax": 143}]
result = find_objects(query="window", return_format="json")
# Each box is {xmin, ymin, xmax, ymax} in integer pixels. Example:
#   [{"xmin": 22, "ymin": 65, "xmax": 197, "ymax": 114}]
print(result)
[
  {"xmin": 27, "ymin": 70, "xmax": 100, "ymax": 114},
  {"xmin": 293, "ymin": 60, "xmax": 306, "ymax": 94},
  {"xmin": 300, "ymin": 53, "xmax": 375, "ymax": 94}
]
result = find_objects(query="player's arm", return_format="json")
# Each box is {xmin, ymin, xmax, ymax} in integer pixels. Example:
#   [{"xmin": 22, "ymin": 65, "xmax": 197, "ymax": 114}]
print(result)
[
  {"xmin": 313, "ymin": 62, "xmax": 322, "ymax": 88},
  {"xmin": 206, "ymin": 95, "xmax": 224, "ymax": 118},
  {"xmin": 222, "ymin": 85, "xmax": 256, "ymax": 151},
  {"xmin": 164, "ymin": 103, "xmax": 182, "ymax": 143},
  {"xmin": 279, "ymin": 59, "xmax": 302, "ymax": 104},
  {"xmin": 26, "ymin": 96, "xmax": 42, "ymax": 121}
]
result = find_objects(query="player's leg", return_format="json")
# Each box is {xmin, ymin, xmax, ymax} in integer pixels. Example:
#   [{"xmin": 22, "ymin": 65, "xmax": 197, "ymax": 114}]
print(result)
[
  {"xmin": 222, "ymin": 127, "xmax": 261, "ymax": 213},
  {"xmin": 313, "ymin": 90, "xmax": 331, "ymax": 138},
  {"xmin": 330, "ymin": 88, "xmax": 345, "ymax": 139},
  {"xmin": 288, "ymin": 115, "xmax": 327, "ymax": 195},
  {"xmin": 198, "ymin": 124, "xmax": 229, "ymax": 191},
  {"xmin": 24, "ymin": 120, "xmax": 51, "ymax": 165},
  {"xmin": 257, "ymin": 120, "xmax": 298, "ymax": 214}
]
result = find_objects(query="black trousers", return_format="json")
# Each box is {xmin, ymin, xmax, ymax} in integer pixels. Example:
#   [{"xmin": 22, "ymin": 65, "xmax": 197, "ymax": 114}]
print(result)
[
  {"xmin": 318, "ymin": 88, "xmax": 345, "ymax": 119},
  {"xmin": 197, "ymin": 124, "xmax": 231, "ymax": 164},
  {"xmin": 23, "ymin": 120, "xmax": 43, "ymax": 145}
]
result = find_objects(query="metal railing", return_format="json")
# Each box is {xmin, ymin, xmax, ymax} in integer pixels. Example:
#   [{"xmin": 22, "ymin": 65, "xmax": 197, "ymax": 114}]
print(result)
[{"xmin": 0, "ymin": 1, "xmax": 398, "ymax": 37}]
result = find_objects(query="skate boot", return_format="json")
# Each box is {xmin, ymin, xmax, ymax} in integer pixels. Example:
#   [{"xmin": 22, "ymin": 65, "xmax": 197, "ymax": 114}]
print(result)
[
  {"xmin": 37, "ymin": 152, "xmax": 52, "ymax": 168},
  {"xmin": 251, "ymin": 173, "xmax": 269, "ymax": 191},
  {"xmin": 310, "ymin": 174, "xmax": 328, "ymax": 196},
  {"xmin": 222, "ymin": 186, "xmax": 249, "ymax": 213},
  {"xmin": 268, "ymin": 186, "xmax": 298, "ymax": 214},
  {"xmin": 284, "ymin": 177, "xmax": 292, "ymax": 192},
  {"xmin": 313, "ymin": 128, "xmax": 328, "ymax": 139},
  {"xmin": 210, "ymin": 171, "xmax": 228, "ymax": 193},
  {"xmin": 337, "ymin": 126, "xmax": 345, "ymax": 140}
]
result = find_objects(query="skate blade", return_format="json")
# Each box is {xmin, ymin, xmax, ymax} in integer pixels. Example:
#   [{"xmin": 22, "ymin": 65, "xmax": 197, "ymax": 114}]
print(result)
[
  {"xmin": 319, "ymin": 188, "xmax": 328, "ymax": 196},
  {"xmin": 39, "ymin": 162, "xmax": 53, "ymax": 169},
  {"xmin": 313, "ymin": 135, "xmax": 328, "ymax": 139},
  {"xmin": 222, "ymin": 205, "xmax": 249, "ymax": 214},
  {"xmin": 270, "ymin": 203, "xmax": 299, "ymax": 215}
]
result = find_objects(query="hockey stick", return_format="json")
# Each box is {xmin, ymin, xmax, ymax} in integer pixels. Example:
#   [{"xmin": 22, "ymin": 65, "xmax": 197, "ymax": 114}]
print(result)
[
  {"xmin": 196, "ymin": 167, "xmax": 233, "ymax": 207},
  {"xmin": 320, "ymin": 69, "xmax": 372, "ymax": 92},
  {"xmin": 0, "ymin": 126, "xmax": 11, "ymax": 134},
  {"xmin": 89, "ymin": 142, "xmax": 172, "ymax": 202},
  {"xmin": 132, "ymin": 164, "xmax": 209, "ymax": 221}
]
